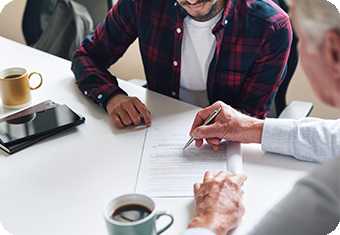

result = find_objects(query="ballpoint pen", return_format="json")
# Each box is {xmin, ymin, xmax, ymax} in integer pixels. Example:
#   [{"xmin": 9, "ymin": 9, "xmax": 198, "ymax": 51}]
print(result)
[{"xmin": 183, "ymin": 107, "xmax": 222, "ymax": 150}]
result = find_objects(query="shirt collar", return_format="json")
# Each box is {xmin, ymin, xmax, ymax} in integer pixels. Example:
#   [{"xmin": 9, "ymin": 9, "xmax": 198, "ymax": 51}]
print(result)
[
  {"xmin": 222, "ymin": 0, "xmax": 239, "ymax": 26},
  {"xmin": 172, "ymin": 0, "xmax": 239, "ymax": 27}
]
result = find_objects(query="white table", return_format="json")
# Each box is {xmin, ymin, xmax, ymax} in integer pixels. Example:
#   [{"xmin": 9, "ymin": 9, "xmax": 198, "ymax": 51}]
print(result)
[{"xmin": 0, "ymin": 36, "xmax": 320, "ymax": 235}]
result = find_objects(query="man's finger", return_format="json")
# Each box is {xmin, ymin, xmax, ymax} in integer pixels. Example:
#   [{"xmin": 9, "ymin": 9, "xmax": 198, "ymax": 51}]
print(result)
[
  {"xmin": 203, "ymin": 171, "xmax": 217, "ymax": 182},
  {"xmin": 231, "ymin": 174, "xmax": 248, "ymax": 187},
  {"xmin": 192, "ymin": 124, "xmax": 220, "ymax": 140},
  {"xmin": 193, "ymin": 182, "xmax": 201, "ymax": 194},
  {"xmin": 206, "ymin": 138, "xmax": 221, "ymax": 151},
  {"xmin": 117, "ymin": 109, "xmax": 133, "ymax": 126},
  {"xmin": 194, "ymin": 139, "xmax": 204, "ymax": 148},
  {"xmin": 190, "ymin": 104, "xmax": 220, "ymax": 135},
  {"xmin": 110, "ymin": 113, "xmax": 125, "ymax": 129},
  {"xmin": 124, "ymin": 106, "xmax": 142, "ymax": 126},
  {"xmin": 131, "ymin": 98, "xmax": 151, "ymax": 127}
]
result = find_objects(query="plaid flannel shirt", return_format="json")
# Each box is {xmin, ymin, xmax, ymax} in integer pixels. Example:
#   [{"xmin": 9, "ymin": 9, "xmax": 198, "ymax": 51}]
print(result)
[{"xmin": 72, "ymin": 0, "xmax": 292, "ymax": 118}]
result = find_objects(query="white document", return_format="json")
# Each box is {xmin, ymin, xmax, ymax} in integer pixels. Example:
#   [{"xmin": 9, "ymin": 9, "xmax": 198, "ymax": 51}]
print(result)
[{"xmin": 135, "ymin": 126, "xmax": 243, "ymax": 197}]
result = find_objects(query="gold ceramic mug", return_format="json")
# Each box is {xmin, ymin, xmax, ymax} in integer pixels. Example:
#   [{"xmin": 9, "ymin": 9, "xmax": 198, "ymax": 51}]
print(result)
[{"xmin": 0, "ymin": 67, "xmax": 43, "ymax": 109}]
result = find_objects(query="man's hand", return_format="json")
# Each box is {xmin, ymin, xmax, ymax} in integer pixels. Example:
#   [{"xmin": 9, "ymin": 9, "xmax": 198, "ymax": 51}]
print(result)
[
  {"xmin": 188, "ymin": 171, "xmax": 247, "ymax": 235},
  {"xmin": 189, "ymin": 101, "xmax": 264, "ymax": 151},
  {"xmin": 106, "ymin": 93, "xmax": 151, "ymax": 128}
]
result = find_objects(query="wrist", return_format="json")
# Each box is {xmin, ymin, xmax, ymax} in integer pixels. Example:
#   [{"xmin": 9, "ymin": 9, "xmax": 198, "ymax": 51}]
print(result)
[
  {"xmin": 105, "ymin": 90, "xmax": 126, "ymax": 111},
  {"xmin": 185, "ymin": 228, "xmax": 217, "ymax": 235},
  {"xmin": 240, "ymin": 118, "xmax": 264, "ymax": 144},
  {"xmin": 188, "ymin": 216, "xmax": 229, "ymax": 235}
]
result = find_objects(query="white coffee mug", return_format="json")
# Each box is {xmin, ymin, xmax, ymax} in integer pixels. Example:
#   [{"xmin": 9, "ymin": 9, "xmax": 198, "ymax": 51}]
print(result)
[{"xmin": 103, "ymin": 194, "xmax": 173, "ymax": 235}]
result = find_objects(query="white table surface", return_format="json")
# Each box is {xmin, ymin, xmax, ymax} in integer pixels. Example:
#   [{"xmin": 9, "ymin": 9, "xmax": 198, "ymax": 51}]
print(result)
[{"xmin": 0, "ymin": 36, "xmax": 320, "ymax": 235}]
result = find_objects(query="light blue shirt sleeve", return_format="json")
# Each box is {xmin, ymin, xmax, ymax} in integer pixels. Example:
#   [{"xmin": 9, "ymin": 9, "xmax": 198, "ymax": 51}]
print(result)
[
  {"xmin": 261, "ymin": 118, "xmax": 340, "ymax": 163},
  {"xmin": 179, "ymin": 228, "xmax": 216, "ymax": 235}
]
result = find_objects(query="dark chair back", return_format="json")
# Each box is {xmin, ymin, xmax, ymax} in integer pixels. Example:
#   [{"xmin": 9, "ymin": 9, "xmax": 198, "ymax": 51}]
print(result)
[
  {"xmin": 22, "ymin": 0, "xmax": 113, "ymax": 46},
  {"xmin": 269, "ymin": 0, "xmax": 300, "ymax": 118},
  {"xmin": 22, "ymin": 0, "xmax": 45, "ymax": 46}
]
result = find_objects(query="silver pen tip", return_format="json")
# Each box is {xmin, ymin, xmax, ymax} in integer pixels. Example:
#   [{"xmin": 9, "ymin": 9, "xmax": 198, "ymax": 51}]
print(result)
[{"xmin": 183, "ymin": 137, "xmax": 194, "ymax": 150}]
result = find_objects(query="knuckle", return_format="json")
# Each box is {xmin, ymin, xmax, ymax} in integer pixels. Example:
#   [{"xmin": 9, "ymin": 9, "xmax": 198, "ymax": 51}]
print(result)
[
  {"xmin": 132, "ymin": 115, "xmax": 142, "ymax": 125},
  {"xmin": 120, "ymin": 99, "xmax": 131, "ymax": 107},
  {"xmin": 111, "ymin": 117, "xmax": 124, "ymax": 128},
  {"xmin": 140, "ymin": 105, "xmax": 149, "ymax": 113},
  {"xmin": 123, "ymin": 119, "xmax": 132, "ymax": 126},
  {"xmin": 131, "ymin": 96, "xmax": 141, "ymax": 103},
  {"xmin": 216, "ymin": 101, "xmax": 223, "ymax": 106}
]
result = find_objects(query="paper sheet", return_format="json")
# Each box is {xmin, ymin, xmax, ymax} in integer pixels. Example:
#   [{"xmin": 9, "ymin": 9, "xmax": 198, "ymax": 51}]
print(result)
[{"xmin": 135, "ymin": 126, "xmax": 241, "ymax": 197}]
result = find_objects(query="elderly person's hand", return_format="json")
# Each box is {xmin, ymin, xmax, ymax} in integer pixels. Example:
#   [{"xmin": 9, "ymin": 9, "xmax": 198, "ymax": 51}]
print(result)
[
  {"xmin": 189, "ymin": 101, "xmax": 264, "ymax": 151},
  {"xmin": 188, "ymin": 171, "xmax": 247, "ymax": 235}
]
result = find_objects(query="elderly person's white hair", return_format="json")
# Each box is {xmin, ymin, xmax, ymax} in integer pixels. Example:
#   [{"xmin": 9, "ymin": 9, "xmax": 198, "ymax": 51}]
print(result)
[{"xmin": 286, "ymin": 0, "xmax": 340, "ymax": 53}]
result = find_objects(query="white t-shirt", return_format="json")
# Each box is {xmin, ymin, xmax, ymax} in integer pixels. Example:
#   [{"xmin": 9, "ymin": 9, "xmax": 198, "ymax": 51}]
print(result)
[{"xmin": 179, "ymin": 10, "xmax": 223, "ymax": 107}]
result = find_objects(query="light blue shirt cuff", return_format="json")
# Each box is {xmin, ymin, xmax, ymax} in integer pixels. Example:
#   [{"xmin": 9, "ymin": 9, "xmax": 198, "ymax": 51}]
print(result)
[
  {"xmin": 178, "ymin": 228, "xmax": 216, "ymax": 235},
  {"xmin": 262, "ymin": 118, "xmax": 294, "ymax": 155}
]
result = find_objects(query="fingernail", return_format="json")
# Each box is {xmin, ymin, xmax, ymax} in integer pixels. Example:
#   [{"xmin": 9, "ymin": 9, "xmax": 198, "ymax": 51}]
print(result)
[
  {"xmin": 212, "ymin": 139, "xmax": 219, "ymax": 145},
  {"xmin": 192, "ymin": 130, "xmax": 199, "ymax": 138}
]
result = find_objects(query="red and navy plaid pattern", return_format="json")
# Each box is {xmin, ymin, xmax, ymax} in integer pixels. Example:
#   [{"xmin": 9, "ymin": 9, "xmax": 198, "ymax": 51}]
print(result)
[{"xmin": 72, "ymin": 0, "xmax": 292, "ymax": 118}]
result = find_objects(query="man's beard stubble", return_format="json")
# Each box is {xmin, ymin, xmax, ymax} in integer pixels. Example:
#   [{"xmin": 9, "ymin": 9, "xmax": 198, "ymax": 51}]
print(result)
[{"xmin": 179, "ymin": 0, "xmax": 219, "ymax": 21}]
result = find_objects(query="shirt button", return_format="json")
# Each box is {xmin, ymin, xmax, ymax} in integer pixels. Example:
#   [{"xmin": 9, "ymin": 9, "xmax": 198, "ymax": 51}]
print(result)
[
  {"xmin": 225, "ymin": 19, "xmax": 228, "ymax": 25},
  {"xmin": 176, "ymin": 28, "xmax": 181, "ymax": 34},
  {"xmin": 174, "ymin": 2, "xmax": 177, "ymax": 6},
  {"xmin": 171, "ymin": 91, "xmax": 176, "ymax": 96},
  {"xmin": 97, "ymin": 94, "xmax": 103, "ymax": 99},
  {"xmin": 84, "ymin": 91, "xmax": 88, "ymax": 95},
  {"xmin": 173, "ymin": 61, "xmax": 178, "ymax": 66}
]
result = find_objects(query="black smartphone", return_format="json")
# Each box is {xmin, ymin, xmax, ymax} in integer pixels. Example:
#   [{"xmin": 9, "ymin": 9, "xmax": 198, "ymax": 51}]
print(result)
[{"xmin": 0, "ymin": 105, "xmax": 85, "ymax": 145}]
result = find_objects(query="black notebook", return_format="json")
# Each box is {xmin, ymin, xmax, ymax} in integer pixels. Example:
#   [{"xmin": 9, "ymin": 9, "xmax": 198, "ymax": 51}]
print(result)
[{"xmin": 0, "ymin": 101, "xmax": 85, "ymax": 154}]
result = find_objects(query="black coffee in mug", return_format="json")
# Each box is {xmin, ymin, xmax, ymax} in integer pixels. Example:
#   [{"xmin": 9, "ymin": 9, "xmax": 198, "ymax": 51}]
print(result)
[
  {"xmin": 111, "ymin": 204, "xmax": 152, "ymax": 222},
  {"xmin": 104, "ymin": 194, "xmax": 174, "ymax": 235},
  {"xmin": 4, "ymin": 74, "xmax": 21, "ymax": 79}
]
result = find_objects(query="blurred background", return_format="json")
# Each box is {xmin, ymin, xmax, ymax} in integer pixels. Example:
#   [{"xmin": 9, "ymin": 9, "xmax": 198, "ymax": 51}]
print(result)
[{"xmin": 1, "ymin": 0, "xmax": 339, "ymax": 119}]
